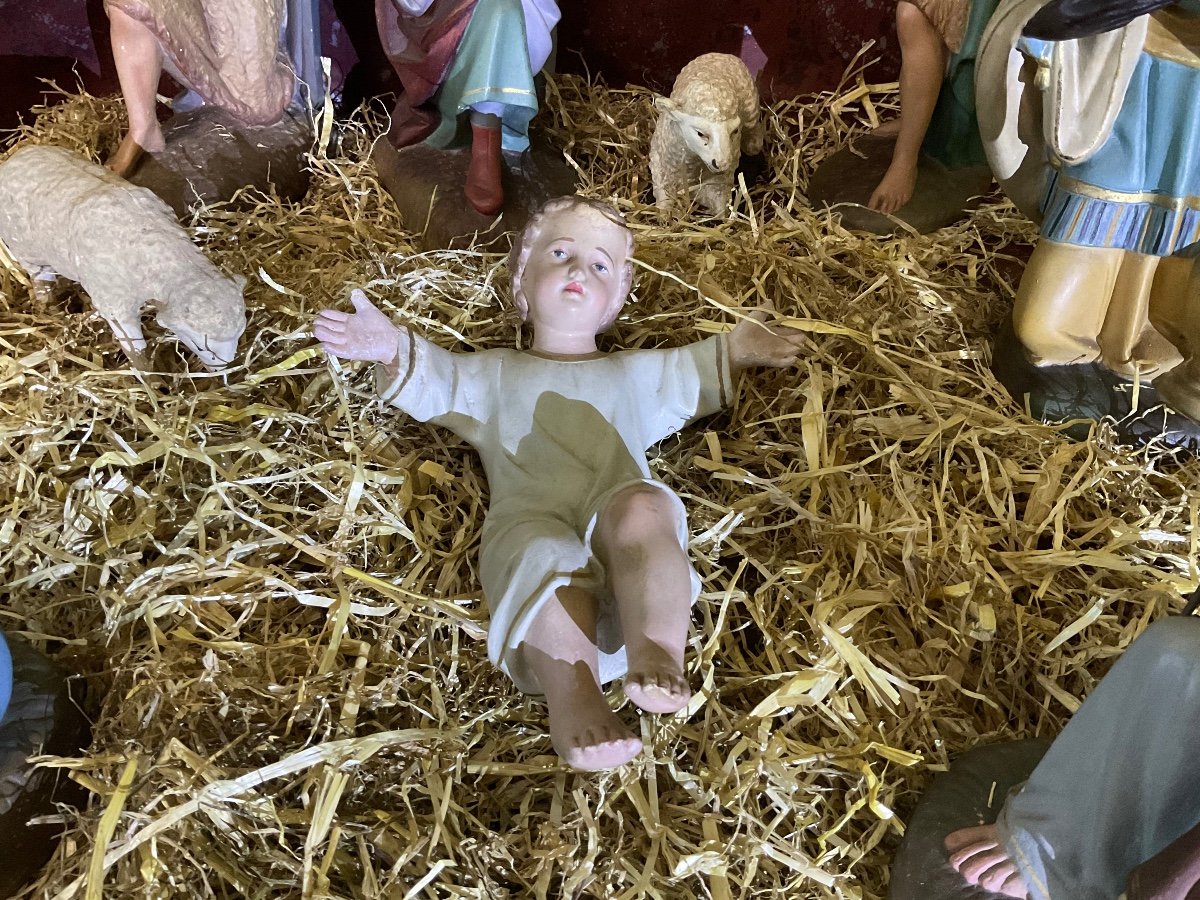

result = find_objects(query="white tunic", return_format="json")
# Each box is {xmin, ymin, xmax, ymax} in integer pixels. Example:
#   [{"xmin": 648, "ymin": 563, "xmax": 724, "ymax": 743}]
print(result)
[{"xmin": 377, "ymin": 332, "xmax": 732, "ymax": 692}]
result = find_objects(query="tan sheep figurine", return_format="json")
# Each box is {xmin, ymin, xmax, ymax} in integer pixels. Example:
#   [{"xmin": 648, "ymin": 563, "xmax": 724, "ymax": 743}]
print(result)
[
  {"xmin": 0, "ymin": 145, "xmax": 246, "ymax": 369},
  {"xmin": 649, "ymin": 52, "xmax": 764, "ymax": 217}
]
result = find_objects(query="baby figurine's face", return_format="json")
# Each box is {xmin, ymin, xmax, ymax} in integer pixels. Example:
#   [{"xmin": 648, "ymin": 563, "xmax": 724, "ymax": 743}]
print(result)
[{"xmin": 520, "ymin": 206, "xmax": 630, "ymax": 338}]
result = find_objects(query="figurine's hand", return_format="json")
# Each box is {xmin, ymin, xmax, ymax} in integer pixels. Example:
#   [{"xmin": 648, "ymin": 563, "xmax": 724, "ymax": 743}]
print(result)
[
  {"xmin": 868, "ymin": 161, "xmax": 917, "ymax": 215},
  {"xmin": 314, "ymin": 289, "xmax": 401, "ymax": 366},
  {"xmin": 727, "ymin": 310, "xmax": 807, "ymax": 372}
]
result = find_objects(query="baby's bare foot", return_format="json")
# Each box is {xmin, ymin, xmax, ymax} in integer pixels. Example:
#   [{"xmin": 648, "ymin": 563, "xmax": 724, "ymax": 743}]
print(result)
[
  {"xmin": 624, "ymin": 641, "xmax": 690, "ymax": 714},
  {"xmin": 624, "ymin": 668, "xmax": 690, "ymax": 713},
  {"xmin": 549, "ymin": 699, "xmax": 642, "ymax": 771},
  {"xmin": 945, "ymin": 824, "xmax": 1030, "ymax": 899},
  {"xmin": 539, "ymin": 662, "xmax": 641, "ymax": 770},
  {"xmin": 559, "ymin": 721, "xmax": 643, "ymax": 771}
]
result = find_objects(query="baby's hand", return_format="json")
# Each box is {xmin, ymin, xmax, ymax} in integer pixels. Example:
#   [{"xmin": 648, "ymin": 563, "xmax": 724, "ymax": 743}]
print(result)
[
  {"xmin": 726, "ymin": 309, "xmax": 807, "ymax": 372},
  {"xmin": 314, "ymin": 289, "xmax": 401, "ymax": 366}
]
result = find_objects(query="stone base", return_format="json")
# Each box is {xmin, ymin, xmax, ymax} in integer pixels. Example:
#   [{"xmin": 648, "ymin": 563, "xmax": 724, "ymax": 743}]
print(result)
[
  {"xmin": 808, "ymin": 133, "xmax": 993, "ymax": 235},
  {"xmin": 888, "ymin": 739, "xmax": 1052, "ymax": 900},
  {"xmin": 992, "ymin": 318, "xmax": 1200, "ymax": 450},
  {"xmin": 127, "ymin": 106, "xmax": 313, "ymax": 218},
  {"xmin": 371, "ymin": 137, "xmax": 579, "ymax": 251}
]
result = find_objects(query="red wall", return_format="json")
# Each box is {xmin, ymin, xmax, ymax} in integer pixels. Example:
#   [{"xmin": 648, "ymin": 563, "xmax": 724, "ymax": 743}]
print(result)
[
  {"xmin": 556, "ymin": 0, "xmax": 902, "ymax": 101},
  {"xmin": 0, "ymin": 0, "xmax": 902, "ymax": 131}
]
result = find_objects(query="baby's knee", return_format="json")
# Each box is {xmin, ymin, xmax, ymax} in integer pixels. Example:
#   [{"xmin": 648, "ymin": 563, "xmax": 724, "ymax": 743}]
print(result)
[{"xmin": 600, "ymin": 485, "xmax": 678, "ymax": 543}]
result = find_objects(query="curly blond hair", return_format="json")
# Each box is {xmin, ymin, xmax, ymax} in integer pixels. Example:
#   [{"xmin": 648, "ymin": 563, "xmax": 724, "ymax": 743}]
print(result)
[{"xmin": 508, "ymin": 196, "xmax": 634, "ymax": 330}]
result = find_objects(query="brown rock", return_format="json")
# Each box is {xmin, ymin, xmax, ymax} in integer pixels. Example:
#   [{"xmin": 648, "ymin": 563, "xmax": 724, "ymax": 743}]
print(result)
[
  {"xmin": 808, "ymin": 132, "xmax": 993, "ymax": 235},
  {"xmin": 371, "ymin": 137, "xmax": 579, "ymax": 251},
  {"xmin": 127, "ymin": 105, "xmax": 313, "ymax": 217}
]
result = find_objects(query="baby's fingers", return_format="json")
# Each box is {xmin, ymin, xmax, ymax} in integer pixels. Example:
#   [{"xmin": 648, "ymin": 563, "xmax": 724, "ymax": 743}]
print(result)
[
  {"xmin": 316, "ymin": 308, "xmax": 350, "ymax": 324},
  {"xmin": 313, "ymin": 321, "xmax": 346, "ymax": 343}
]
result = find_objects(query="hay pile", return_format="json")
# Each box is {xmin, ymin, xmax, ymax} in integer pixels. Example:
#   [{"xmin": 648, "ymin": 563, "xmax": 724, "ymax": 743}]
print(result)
[{"xmin": 1, "ymin": 71, "xmax": 1197, "ymax": 900}]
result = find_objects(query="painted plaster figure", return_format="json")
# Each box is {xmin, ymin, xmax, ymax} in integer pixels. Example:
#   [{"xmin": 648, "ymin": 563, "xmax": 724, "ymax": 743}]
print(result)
[
  {"xmin": 937, "ymin": 617, "xmax": 1200, "ymax": 899},
  {"xmin": 649, "ymin": 53, "xmax": 764, "ymax": 217},
  {"xmin": 978, "ymin": 0, "xmax": 1200, "ymax": 408},
  {"xmin": 314, "ymin": 196, "xmax": 804, "ymax": 769},
  {"xmin": 104, "ymin": 0, "xmax": 322, "ymax": 177},
  {"xmin": 0, "ymin": 630, "xmax": 90, "ymax": 898},
  {"xmin": 0, "ymin": 145, "xmax": 247, "ymax": 369},
  {"xmin": 376, "ymin": 0, "xmax": 562, "ymax": 216},
  {"xmin": 869, "ymin": 0, "xmax": 999, "ymax": 215}
]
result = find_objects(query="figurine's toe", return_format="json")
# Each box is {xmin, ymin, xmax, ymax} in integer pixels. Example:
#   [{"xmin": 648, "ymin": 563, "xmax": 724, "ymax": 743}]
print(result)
[
  {"xmin": 563, "ymin": 726, "xmax": 642, "ymax": 771},
  {"xmin": 624, "ymin": 670, "xmax": 691, "ymax": 714}
]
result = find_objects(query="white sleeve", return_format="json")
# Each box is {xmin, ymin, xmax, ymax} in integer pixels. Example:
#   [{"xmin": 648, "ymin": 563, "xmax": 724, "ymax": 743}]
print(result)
[
  {"xmin": 640, "ymin": 335, "xmax": 733, "ymax": 445},
  {"xmin": 375, "ymin": 330, "xmax": 491, "ymax": 440}
]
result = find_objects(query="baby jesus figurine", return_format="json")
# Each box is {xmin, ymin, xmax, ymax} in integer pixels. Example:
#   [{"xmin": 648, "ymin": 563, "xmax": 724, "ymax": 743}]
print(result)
[{"xmin": 314, "ymin": 196, "xmax": 804, "ymax": 770}]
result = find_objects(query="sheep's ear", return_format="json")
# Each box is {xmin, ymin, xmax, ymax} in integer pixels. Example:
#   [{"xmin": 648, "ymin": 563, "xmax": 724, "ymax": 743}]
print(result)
[{"xmin": 653, "ymin": 96, "xmax": 676, "ymax": 115}]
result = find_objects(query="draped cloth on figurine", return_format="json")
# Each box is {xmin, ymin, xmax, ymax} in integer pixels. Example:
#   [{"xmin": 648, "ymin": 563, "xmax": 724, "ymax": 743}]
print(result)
[
  {"xmin": 976, "ymin": 0, "xmax": 1147, "ymax": 219},
  {"xmin": 995, "ymin": 617, "xmax": 1200, "ymax": 900},
  {"xmin": 376, "ymin": 0, "xmax": 561, "ymax": 152},
  {"xmin": 912, "ymin": 0, "xmax": 973, "ymax": 53},
  {"xmin": 977, "ymin": 0, "xmax": 1200, "ymax": 376},
  {"xmin": 375, "ymin": 334, "xmax": 732, "ymax": 693},
  {"xmin": 1030, "ymin": 3, "xmax": 1200, "ymax": 256},
  {"xmin": 920, "ymin": 0, "xmax": 1001, "ymax": 170},
  {"xmin": 103, "ymin": 0, "xmax": 296, "ymax": 125}
]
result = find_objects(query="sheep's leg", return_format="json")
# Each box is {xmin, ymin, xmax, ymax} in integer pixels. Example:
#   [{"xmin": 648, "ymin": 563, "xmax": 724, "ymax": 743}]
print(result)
[
  {"xmin": 743, "ymin": 115, "xmax": 765, "ymax": 156},
  {"xmin": 24, "ymin": 266, "xmax": 57, "ymax": 305},
  {"xmin": 696, "ymin": 178, "xmax": 732, "ymax": 217},
  {"xmin": 106, "ymin": 4, "xmax": 167, "ymax": 178},
  {"xmin": 103, "ymin": 313, "xmax": 150, "ymax": 369}
]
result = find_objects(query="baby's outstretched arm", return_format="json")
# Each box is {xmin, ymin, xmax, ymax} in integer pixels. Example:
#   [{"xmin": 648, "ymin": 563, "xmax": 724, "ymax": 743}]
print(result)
[
  {"xmin": 314, "ymin": 289, "xmax": 403, "ymax": 373},
  {"xmin": 726, "ymin": 309, "xmax": 807, "ymax": 371}
]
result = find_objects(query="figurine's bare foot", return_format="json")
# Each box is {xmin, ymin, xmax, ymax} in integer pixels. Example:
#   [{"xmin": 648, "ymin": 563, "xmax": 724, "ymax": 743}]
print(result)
[
  {"xmin": 106, "ymin": 126, "xmax": 165, "ymax": 178},
  {"xmin": 547, "ymin": 690, "xmax": 642, "ymax": 771},
  {"xmin": 867, "ymin": 160, "xmax": 918, "ymax": 215},
  {"xmin": 944, "ymin": 824, "xmax": 1030, "ymax": 899},
  {"xmin": 624, "ymin": 642, "xmax": 690, "ymax": 714},
  {"xmin": 874, "ymin": 117, "xmax": 903, "ymax": 136}
]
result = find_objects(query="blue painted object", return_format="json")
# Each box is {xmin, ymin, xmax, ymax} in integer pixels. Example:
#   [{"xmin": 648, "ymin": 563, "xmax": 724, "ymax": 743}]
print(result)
[{"xmin": 0, "ymin": 632, "xmax": 11, "ymax": 724}]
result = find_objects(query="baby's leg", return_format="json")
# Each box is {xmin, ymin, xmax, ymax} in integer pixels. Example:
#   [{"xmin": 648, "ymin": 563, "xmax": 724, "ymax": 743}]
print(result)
[
  {"xmin": 594, "ymin": 484, "xmax": 693, "ymax": 714},
  {"xmin": 519, "ymin": 585, "xmax": 642, "ymax": 771},
  {"xmin": 106, "ymin": 3, "xmax": 167, "ymax": 176}
]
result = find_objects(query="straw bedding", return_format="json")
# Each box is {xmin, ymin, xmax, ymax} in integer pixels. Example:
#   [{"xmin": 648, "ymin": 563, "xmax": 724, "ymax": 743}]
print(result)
[{"xmin": 1, "ymin": 68, "xmax": 1197, "ymax": 899}]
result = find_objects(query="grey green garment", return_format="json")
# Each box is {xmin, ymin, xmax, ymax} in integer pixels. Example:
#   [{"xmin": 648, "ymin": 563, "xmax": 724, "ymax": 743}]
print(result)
[
  {"xmin": 923, "ymin": 0, "xmax": 1001, "ymax": 170},
  {"xmin": 996, "ymin": 617, "xmax": 1200, "ymax": 899}
]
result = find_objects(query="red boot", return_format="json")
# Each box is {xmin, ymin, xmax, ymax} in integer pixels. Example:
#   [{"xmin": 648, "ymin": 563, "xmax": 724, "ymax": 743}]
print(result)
[{"xmin": 465, "ymin": 121, "xmax": 504, "ymax": 216}]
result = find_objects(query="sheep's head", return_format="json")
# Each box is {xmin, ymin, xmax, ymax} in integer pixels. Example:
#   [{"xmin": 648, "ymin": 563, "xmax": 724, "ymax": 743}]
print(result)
[
  {"xmin": 655, "ymin": 97, "xmax": 743, "ymax": 174},
  {"xmin": 157, "ymin": 272, "xmax": 248, "ymax": 370}
]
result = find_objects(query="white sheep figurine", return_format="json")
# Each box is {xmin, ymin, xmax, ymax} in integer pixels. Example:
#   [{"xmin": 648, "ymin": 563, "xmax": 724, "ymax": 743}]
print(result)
[
  {"xmin": 650, "ymin": 52, "xmax": 764, "ymax": 217},
  {"xmin": 0, "ymin": 144, "xmax": 246, "ymax": 369}
]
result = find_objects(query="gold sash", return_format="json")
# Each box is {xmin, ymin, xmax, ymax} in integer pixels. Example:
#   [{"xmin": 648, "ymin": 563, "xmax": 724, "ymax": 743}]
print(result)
[{"xmin": 1145, "ymin": 4, "xmax": 1200, "ymax": 67}]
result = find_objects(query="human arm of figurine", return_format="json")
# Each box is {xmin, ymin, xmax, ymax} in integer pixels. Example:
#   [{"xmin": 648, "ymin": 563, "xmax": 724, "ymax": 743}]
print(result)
[
  {"xmin": 314, "ymin": 289, "xmax": 489, "ymax": 435},
  {"xmin": 725, "ymin": 310, "xmax": 807, "ymax": 373},
  {"xmin": 868, "ymin": 1, "xmax": 949, "ymax": 215},
  {"xmin": 314, "ymin": 289, "xmax": 403, "ymax": 370}
]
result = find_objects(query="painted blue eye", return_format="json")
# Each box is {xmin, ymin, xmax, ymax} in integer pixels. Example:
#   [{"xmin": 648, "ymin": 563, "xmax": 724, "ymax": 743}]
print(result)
[
  {"xmin": 593, "ymin": 262, "xmax": 608, "ymax": 274},
  {"xmin": 551, "ymin": 248, "xmax": 567, "ymax": 259}
]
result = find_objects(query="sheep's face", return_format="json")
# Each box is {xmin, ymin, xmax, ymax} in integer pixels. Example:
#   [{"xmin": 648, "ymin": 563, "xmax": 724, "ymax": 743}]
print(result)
[
  {"xmin": 657, "ymin": 99, "xmax": 742, "ymax": 174},
  {"xmin": 158, "ymin": 275, "xmax": 247, "ymax": 370},
  {"xmin": 170, "ymin": 323, "xmax": 243, "ymax": 370}
]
